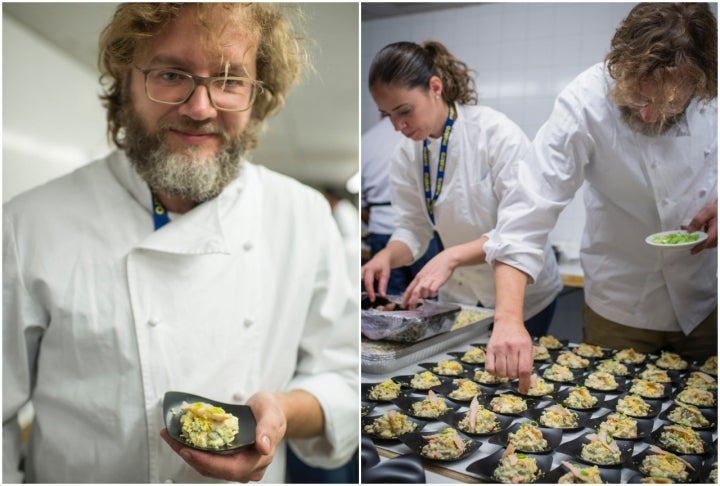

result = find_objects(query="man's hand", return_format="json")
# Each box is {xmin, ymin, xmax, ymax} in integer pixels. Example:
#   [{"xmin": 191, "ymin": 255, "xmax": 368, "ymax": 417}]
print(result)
[
  {"xmin": 685, "ymin": 201, "xmax": 717, "ymax": 255},
  {"xmin": 485, "ymin": 318, "xmax": 534, "ymax": 393},
  {"xmin": 160, "ymin": 392, "xmax": 286, "ymax": 482}
]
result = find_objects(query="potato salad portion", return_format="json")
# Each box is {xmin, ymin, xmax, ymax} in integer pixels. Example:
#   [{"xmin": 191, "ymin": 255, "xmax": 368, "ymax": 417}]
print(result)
[
  {"xmin": 433, "ymin": 359, "xmax": 465, "ymax": 376},
  {"xmin": 598, "ymin": 413, "xmax": 638, "ymax": 439},
  {"xmin": 557, "ymin": 351, "xmax": 590, "ymax": 369},
  {"xmin": 533, "ymin": 345, "xmax": 550, "ymax": 361},
  {"xmin": 410, "ymin": 371, "xmax": 442, "ymax": 390},
  {"xmin": 364, "ymin": 410, "xmax": 417, "ymax": 439},
  {"xmin": 563, "ymin": 387, "xmax": 598, "ymax": 409},
  {"xmin": 420, "ymin": 427, "xmax": 467, "ymax": 460},
  {"xmin": 179, "ymin": 401, "xmax": 239, "ymax": 450},
  {"xmin": 615, "ymin": 348, "xmax": 646, "ymax": 365},
  {"xmin": 474, "ymin": 369, "xmax": 509, "ymax": 385},
  {"xmin": 699, "ymin": 356, "xmax": 717, "ymax": 376},
  {"xmin": 640, "ymin": 446, "xmax": 695, "ymax": 482},
  {"xmin": 458, "ymin": 396, "xmax": 501, "ymax": 434},
  {"xmin": 655, "ymin": 351, "xmax": 688, "ymax": 370},
  {"xmin": 508, "ymin": 422, "xmax": 548, "ymax": 452},
  {"xmin": 369, "ymin": 379, "xmax": 402, "ymax": 400},
  {"xmin": 493, "ymin": 445, "xmax": 541, "ymax": 484},
  {"xmin": 595, "ymin": 359, "xmax": 629, "ymax": 376},
  {"xmin": 449, "ymin": 379, "xmax": 482, "ymax": 401},
  {"xmin": 525, "ymin": 374, "xmax": 554, "ymax": 396},
  {"xmin": 629, "ymin": 379, "xmax": 666, "ymax": 398},
  {"xmin": 580, "ymin": 429, "xmax": 621, "ymax": 465},
  {"xmin": 558, "ymin": 461, "xmax": 603, "ymax": 484},
  {"xmin": 538, "ymin": 335, "xmax": 563, "ymax": 350},
  {"xmin": 616, "ymin": 395, "xmax": 652, "ymax": 417},
  {"xmin": 461, "ymin": 346, "xmax": 486, "ymax": 364},
  {"xmin": 539, "ymin": 404, "xmax": 578, "ymax": 429},
  {"xmin": 686, "ymin": 371, "xmax": 717, "ymax": 390},
  {"xmin": 639, "ymin": 364, "xmax": 671, "ymax": 383},
  {"xmin": 667, "ymin": 401, "xmax": 711, "ymax": 428},
  {"xmin": 676, "ymin": 386, "xmax": 715, "ymax": 407},
  {"xmin": 490, "ymin": 394, "xmax": 528, "ymax": 414},
  {"xmin": 543, "ymin": 364, "xmax": 574, "ymax": 382},
  {"xmin": 584, "ymin": 371, "xmax": 618, "ymax": 391},
  {"xmin": 574, "ymin": 343, "xmax": 604, "ymax": 358},
  {"xmin": 411, "ymin": 389, "xmax": 449, "ymax": 418},
  {"xmin": 659, "ymin": 425, "xmax": 704, "ymax": 454}
]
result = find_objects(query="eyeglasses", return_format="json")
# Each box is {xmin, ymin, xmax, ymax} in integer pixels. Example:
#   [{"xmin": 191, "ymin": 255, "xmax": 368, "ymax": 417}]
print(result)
[{"xmin": 136, "ymin": 67, "xmax": 263, "ymax": 112}]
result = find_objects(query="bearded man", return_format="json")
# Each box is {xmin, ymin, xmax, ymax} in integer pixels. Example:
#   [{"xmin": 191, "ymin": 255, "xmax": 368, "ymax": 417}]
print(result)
[
  {"xmin": 482, "ymin": 2, "xmax": 718, "ymax": 393},
  {"xmin": 3, "ymin": 3, "xmax": 358, "ymax": 483}
]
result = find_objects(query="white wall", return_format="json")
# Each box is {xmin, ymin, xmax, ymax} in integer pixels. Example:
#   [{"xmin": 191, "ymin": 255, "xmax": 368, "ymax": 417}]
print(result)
[
  {"xmin": 2, "ymin": 15, "xmax": 112, "ymax": 202},
  {"xmin": 362, "ymin": 3, "xmax": 632, "ymax": 260}
]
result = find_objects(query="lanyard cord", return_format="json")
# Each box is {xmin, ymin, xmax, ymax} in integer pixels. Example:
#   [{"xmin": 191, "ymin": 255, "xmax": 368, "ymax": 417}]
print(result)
[
  {"xmin": 422, "ymin": 103, "xmax": 456, "ymax": 225},
  {"xmin": 151, "ymin": 193, "xmax": 170, "ymax": 230}
]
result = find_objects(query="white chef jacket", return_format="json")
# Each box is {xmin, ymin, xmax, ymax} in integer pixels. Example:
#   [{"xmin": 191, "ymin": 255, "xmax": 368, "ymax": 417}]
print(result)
[
  {"xmin": 389, "ymin": 104, "xmax": 562, "ymax": 317},
  {"xmin": 485, "ymin": 62, "xmax": 718, "ymax": 334},
  {"xmin": 3, "ymin": 151, "xmax": 359, "ymax": 483},
  {"xmin": 361, "ymin": 117, "xmax": 405, "ymax": 235}
]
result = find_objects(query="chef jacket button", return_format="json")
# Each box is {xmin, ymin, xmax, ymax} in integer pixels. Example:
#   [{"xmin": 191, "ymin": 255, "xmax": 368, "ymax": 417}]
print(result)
[
  {"xmin": 244, "ymin": 318, "xmax": 254, "ymax": 328},
  {"xmin": 699, "ymin": 190, "xmax": 707, "ymax": 198},
  {"xmin": 243, "ymin": 241, "xmax": 253, "ymax": 251},
  {"xmin": 233, "ymin": 392, "xmax": 245, "ymax": 401},
  {"xmin": 148, "ymin": 318, "xmax": 160, "ymax": 327}
]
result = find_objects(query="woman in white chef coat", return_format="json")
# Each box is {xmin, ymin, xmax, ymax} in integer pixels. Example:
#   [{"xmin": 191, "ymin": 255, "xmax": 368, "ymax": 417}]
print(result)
[{"xmin": 360, "ymin": 40, "xmax": 563, "ymax": 336}]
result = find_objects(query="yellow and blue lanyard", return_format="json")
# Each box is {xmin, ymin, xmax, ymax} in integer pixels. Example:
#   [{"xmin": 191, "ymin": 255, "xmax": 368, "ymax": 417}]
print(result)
[
  {"xmin": 422, "ymin": 104, "xmax": 456, "ymax": 225},
  {"xmin": 152, "ymin": 193, "xmax": 170, "ymax": 230}
]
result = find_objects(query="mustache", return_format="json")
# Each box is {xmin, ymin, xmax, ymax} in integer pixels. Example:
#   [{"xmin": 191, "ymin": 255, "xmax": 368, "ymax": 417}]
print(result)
[{"xmin": 157, "ymin": 120, "xmax": 229, "ymax": 140}]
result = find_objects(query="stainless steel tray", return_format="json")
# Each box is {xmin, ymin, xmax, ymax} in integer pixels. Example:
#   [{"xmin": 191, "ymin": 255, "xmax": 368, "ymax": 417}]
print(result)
[{"xmin": 361, "ymin": 306, "xmax": 494, "ymax": 375}]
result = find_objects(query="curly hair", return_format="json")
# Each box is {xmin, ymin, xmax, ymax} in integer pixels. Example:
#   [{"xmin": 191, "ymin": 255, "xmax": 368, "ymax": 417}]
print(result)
[
  {"xmin": 98, "ymin": 3, "xmax": 309, "ymax": 149},
  {"xmin": 368, "ymin": 40, "xmax": 478, "ymax": 105},
  {"xmin": 606, "ymin": 3, "xmax": 717, "ymax": 110}
]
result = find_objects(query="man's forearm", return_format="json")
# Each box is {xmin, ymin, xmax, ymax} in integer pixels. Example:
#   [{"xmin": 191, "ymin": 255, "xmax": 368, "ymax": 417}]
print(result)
[
  {"xmin": 276, "ymin": 389, "xmax": 325, "ymax": 438},
  {"xmin": 493, "ymin": 261, "xmax": 530, "ymax": 324}
]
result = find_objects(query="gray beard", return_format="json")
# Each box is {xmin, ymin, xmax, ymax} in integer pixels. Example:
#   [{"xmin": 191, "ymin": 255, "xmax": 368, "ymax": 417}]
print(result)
[
  {"xmin": 123, "ymin": 108, "xmax": 247, "ymax": 202},
  {"xmin": 619, "ymin": 105, "xmax": 683, "ymax": 137}
]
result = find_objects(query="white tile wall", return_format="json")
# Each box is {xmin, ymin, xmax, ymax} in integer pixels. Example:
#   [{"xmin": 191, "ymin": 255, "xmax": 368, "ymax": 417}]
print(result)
[{"xmin": 361, "ymin": 2, "xmax": 638, "ymax": 259}]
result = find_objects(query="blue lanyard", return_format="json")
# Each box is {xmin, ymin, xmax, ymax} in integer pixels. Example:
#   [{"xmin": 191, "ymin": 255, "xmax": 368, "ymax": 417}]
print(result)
[
  {"xmin": 151, "ymin": 193, "xmax": 170, "ymax": 230},
  {"xmin": 422, "ymin": 104, "xmax": 456, "ymax": 225}
]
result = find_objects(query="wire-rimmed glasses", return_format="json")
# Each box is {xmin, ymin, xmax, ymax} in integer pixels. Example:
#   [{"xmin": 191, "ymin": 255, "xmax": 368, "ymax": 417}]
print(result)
[{"xmin": 136, "ymin": 67, "xmax": 263, "ymax": 112}]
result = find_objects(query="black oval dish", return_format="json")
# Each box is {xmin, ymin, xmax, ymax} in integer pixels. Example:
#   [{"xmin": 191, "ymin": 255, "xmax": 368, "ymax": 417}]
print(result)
[
  {"xmin": 392, "ymin": 394, "xmax": 461, "ymax": 421},
  {"xmin": 585, "ymin": 411, "xmax": 654, "ymax": 441},
  {"xmin": 398, "ymin": 428, "xmax": 482, "ymax": 463},
  {"xmin": 629, "ymin": 447, "xmax": 704, "ymax": 483},
  {"xmin": 604, "ymin": 394, "xmax": 663, "ymax": 419},
  {"xmin": 466, "ymin": 447, "xmax": 553, "ymax": 483},
  {"xmin": 659, "ymin": 403, "xmax": 717, "ymax": 430},
  {"xmin": 650, "ymin": 425, "xmax": 714, "ymax": 456},
  {"xmin": 362, "ymin": 451, "xmax": 427, "ymax": 484},
  {"xmin": 391, "ymin": 373, "xmax": 452, "ymax": 392},
  {"xmin": 441, "ymin": 409, "xmax": 515, "ymax": 437},
  {"xmin": 544, "ymin": 462, "xmax": 622, "ymax": 483},
  {"xmin": 554, "ymin": 387, "xmax": 606, "ymax": 412},
  {"xmin": 523, "ymin": 404, "xmax": 592, "ymax": 432},
  {"xmin": 417, "ymin": 361, "xmax": 470, "ymax": 378},
  {"xmin": 361, "ymin": 413, "xmax": 426, "ymax": 442},
  {"xmin": 163, "ymin": 391, "xmax": 256, "ymax": 454},
  {"xmin": 556, "ymin": 432, "xmax": 635, "ymax": 467},
  {"xmin": 361, "ymin": 402, "xmax": 376, "ymax": 417},
  {"xmin": 361, "ymin": 381, "xmax": 409, "ymax": 403},
  {"xmin": 487, "ymin": 421, "xmax": 563, "ymax": 454}
]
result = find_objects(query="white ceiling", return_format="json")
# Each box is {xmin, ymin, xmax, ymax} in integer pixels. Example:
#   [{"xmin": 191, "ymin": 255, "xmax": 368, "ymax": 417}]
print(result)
[{"xmin": 3, "ymin": 2, "xmax": 359, "ymax": 191}]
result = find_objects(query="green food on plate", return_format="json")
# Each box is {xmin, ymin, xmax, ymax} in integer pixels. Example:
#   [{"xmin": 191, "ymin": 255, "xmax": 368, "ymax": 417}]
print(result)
[{"xmin": 651, "ymin": 232, "xmax": 700, "ymax": 245}]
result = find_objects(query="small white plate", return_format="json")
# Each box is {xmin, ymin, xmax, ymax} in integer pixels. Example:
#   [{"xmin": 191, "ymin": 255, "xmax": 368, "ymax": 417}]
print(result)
[{"xmin": 645, "ymin": 230, "xmax": 707, "ymax": 249}]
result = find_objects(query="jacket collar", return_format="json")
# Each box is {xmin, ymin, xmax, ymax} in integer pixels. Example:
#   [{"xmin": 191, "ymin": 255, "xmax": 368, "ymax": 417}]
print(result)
[{"xmin": 108, "ymin": 150, "xmax": 245, "ymax": 255}]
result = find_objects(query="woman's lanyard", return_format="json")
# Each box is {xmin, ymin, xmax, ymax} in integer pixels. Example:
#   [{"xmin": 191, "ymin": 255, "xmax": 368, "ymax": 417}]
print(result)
[
  {"xmin": 422, "ymin": 104, "xmax": 456, "ymax": 225},
  {"xmin": 151, "ymin": 193, "xmax": 170, "ymax": 230}
]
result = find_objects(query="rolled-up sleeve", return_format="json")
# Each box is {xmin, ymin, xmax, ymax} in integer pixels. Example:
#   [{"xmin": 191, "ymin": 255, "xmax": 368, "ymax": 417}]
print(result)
[{"xmin": 485, "ymin": 87, "xmax": 592, "ymax": 282}]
